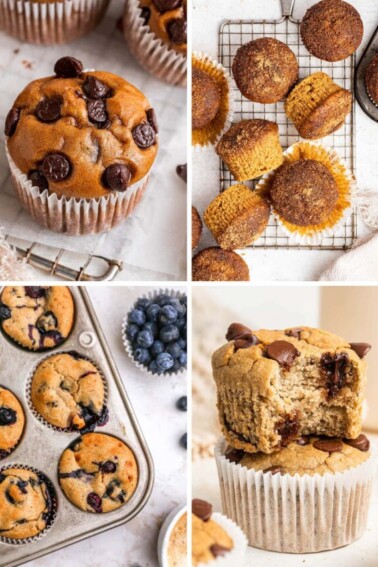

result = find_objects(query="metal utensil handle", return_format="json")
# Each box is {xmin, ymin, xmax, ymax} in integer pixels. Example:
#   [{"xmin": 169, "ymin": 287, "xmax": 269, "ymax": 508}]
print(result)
[{"xmin": 281, "ymin": 0, "xmax": 294, "ymax": 17}]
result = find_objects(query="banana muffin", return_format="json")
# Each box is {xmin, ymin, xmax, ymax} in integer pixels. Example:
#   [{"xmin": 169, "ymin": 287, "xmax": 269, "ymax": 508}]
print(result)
[
  {"xmin": 192, "ymin": 499, "xmax": 233, "ymax": 565},
  {"xmin": 0, "ymin": 286, "xmax": 74, "ymax": 351},
  {"xmin": 192, "ymin": 206, "xmax": 203, "ymax": 250},
  {"xmin": 139, "ymin": 0, "xmax": 187, "ymax": 55},
  {"xmin": 301, "ymin": 0, "xmax": 363, "ymax": 62},
  {"xmin": 0, "ymin": 387, "xmax": 25, "ymax": 459},
  {"xmin": 232, "ymin": 38, "xmax": 298, "ymax": 104},
  {"xmin": 216, "ymin": 119, "xmax": 283, "ymax": 182},
  {"xmin": 31, "ymin": 351, "xmax": 107, "ymax": 432},
  {"xmin": 365, "ymin": 54, "xmax": 378, "ymax": 106},
  {"xmin": 58, "ymin": 433, "xmax": 138, "ymax": 513},
  {"xmin": 192, "ymin": 248, "xmax": 249, "ymax": 282},
  {"xmin": 192, "ymin": 68, "xmax": 221, "ymax": 129}
]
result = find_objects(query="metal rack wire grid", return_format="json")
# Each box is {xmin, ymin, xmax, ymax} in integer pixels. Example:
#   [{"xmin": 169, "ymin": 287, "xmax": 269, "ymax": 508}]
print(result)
[{"xmin": 218, "ymin": 16, "xmax": 357, "ymax": 250}]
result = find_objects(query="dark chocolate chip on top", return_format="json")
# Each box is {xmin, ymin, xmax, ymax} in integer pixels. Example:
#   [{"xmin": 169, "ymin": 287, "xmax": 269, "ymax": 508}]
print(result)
[
  {"xmin": 83, "ymin": 76, "xmax": 111, "ymax": 99},
  {"xmin": 226, "ymin": 322, "xmax": 253, "ymax": 341},
  {"xmin": 41, "ymin": 154, "xmax": 71, "ymax": 182},
  {"xmin": 176, "ymin": 164, "xmax": 187, "ymax": 183},
  {"xmin": 344, "ymin": 434, "xmax": 370, "ymax": 452},
  {"xmin": 153, "ymin": 0, "xmax": 182, "ymax": 13},
  {"xmin": 349, "ymin": 343, "xmax": 371, "ymax": 359},
  {"xmin": 132, "ymin": 123, "xmax": 157, "ymax": 149},
  {"xmin": 266, "ymin": 340, "xmax": 300, "ymax": 369},
  {"xmin": 313, "ymin": 438, "xmax": 343, "ymax": 453},
  {"xmin": 285, "ymin": 328, "xmax": 303, "ymax": 340},
  {"xmin": 146, "ymin": 108, "xmax": 158, "ymax": 133},
  {"xmin": 210, "ymin": 544, "xmax": 230, "ymax": 558},
  {"xmin": 192, "ymin": 498, "xmax": 212, "ymax": 522},
  {"xmin": 103, "ymin": 164, "xmax": 132, "ymax": 192},
  {"xmin": 36, "ymin": 97, "xmax": 61, "ymax": 123},
  {"xmin": 167, "ymin": 18, "xmax": 187, "ymax": 44},
  {"xmin": 5, "ymin": 107, "xmax": 20, "ymax": 137},
  {"xmin": 54, "ymin": 56, "xmax": 83, "ymax": 78}
]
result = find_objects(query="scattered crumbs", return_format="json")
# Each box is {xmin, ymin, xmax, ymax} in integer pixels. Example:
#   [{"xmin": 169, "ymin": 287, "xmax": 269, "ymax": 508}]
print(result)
[
  {"xmin": 22, "ymin": 60, "xmax": 33, "ymax": 70},
  {"xmin": 13, "ymin": 49, "xmax": 19, "ymax": 54}
]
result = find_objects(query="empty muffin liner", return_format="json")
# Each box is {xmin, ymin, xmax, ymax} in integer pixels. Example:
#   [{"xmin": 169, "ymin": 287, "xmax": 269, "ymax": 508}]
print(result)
[
  {"xmin": 0, "ymin": 0, "xmax": 110, "ymax": 44},
  {"xmin": 123, "ymin": 0, "xmax": 186, "ymax": 87},
  {"xmin": 5, "ymin": 143, "xmax": 150, "ymax": 236},
  {"xmin": 215, "ymin": 437, "xmax": 377, "ymax": 553},
  {"xmin": 0, "ymin": 385, "xmax": 25, "ymax": 461},
  {"xmin": 122, "ymin": 288, "xmax": 187, "ymax": 378},
  {"xmin": 192, "ymin": 52, "xmax": 234, "ymax": 152},
  {"xmin": 0, "ymin": 463, "xmax": 58, "ymax": 546},
  {"xmin": 196, "ymin": 512, "xmax": 248, "ymax": 567},
  {"xmin": 256, "ymin": 141, "xmax": 356, "ymax": 245},
  {"xmin": 25, "ymin": 351, "xmax": 108, "ymax": 434}
]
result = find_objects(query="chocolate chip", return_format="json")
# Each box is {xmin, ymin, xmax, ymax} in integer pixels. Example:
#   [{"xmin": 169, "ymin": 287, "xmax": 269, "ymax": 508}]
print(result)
[
  {"xmin": 0, "ymin": 304, "xmax": 11, "ymax": 321},
  {"xmin": 266, "ymin": 340, "xmax": 300, "ymax": 369},
  {"xmin": 313, "ymin": 438, "xmax": 343, "ymax": 453},
  {"xmin": 87, "ymin": 99, "xmax": 107, "ymax": 124},
  {"xmin": 140, "ymin": 7, "xmax": 151, "ymax": 24},
  {"xmin": 103, "ymin": 164, "xmax": 132, "ymax": 192},
  {"xmin": 276, "ymin": 413, "xmax": 300, "ymax": 446},
  {"xmin": 226, "ymin": 322, "xmax": 253, "ymax": 341},
  {"xmin": 176, "ymin": 164, "xmax": 187, "ymax": 183},
  {"xmin": 296, "ymin": 436, "xmax": 310, "ymax": 446},
  {"xmin": 264, "ymin": 466, "xmax": 282, "ymax": 475},
  {"xmin": 210, "ymin": 544, "xmax": 230, "ymax": 558},
  {"xmin": 132, "ymin": 123, "xmax": 156, "ymax": 149},
  {"xmin": 54, "ymin": 56, "xmax": 83, "ymax": 78},
  {"xmin": 234, "ymin": 336, "xmax": 258, "ymax": 351},
  {"xmin": 28, "ymin": 170, "xmax": 48, "ymax": 191},
  {"xmin": 83, "ymin": 76, "xmax": 110, "ymax": 99},
  {"xmin": 152, "ymin": 0, "xmax": 181, "ymax": 12},
  {"xmin": 146, "ymin": 108, "xmax": 158, "ymax": 133},
  {"xmin": 344, "ymin": 434, "xmax": 370, "ymax": 452},
  {"xmin": 192, "ymin": 499, "xmax": 212, "ymax": 522},
  {"xmin": 5, "ymin": 107, "xmax": 20, "ymax": 137},
  {"xmin": 167, "ymin": 18, "xmax": 187, "ymax": 44},
  {"xmin": 42, "ymin": 154, "xmax": 71, "ymax": 181},
  {"xmin": 36, "ymin": 97, "xmax": 61, "ymax": 123},
  {"xmin": 225, "ymin": 447, "xmax": 243, "ymax": 464},
  {"xmin": 349, "ymin": 343, "xmax": 371, "ymax": 359},
  {"xmin": 321, "ymin": 352, "xmax": 349, "ymax": 398},
  {"xmin": 286, "ymin": 328, "xmax": 303, "ymax": 340}
]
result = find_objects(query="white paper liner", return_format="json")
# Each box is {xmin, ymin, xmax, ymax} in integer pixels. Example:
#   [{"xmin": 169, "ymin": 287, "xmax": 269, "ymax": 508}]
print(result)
[
  {"xmin": 0, "ymin": 0, "xmax": 110, "ymax": 44},
  {"xmin": 195, "ymin": 512, "xmax": 247, "ymax": 567},
  {"xmin": 255, "ymin": 141, "xmax": 356, "ymax": 246},
  {"xmin": 122, "ymin": 288, "xmax": 187, "ymax": 378},
  {"xmin": 215, "ymin": 437, "xmax": 377, "ymax": 554},
  {"xmin": 192, "ymin": 51, "xmax": 235, "ymax": 153},
  {"xmin": 5, "ymin": 143, "xmax": 150, "ymax": 236},
  {"xmin": 357, "ymin": 190, "xmax": 378, "ymax": 229},
  {"xmin": 123, "ymin": 0, "xmax": 186, "ymax": 87}
]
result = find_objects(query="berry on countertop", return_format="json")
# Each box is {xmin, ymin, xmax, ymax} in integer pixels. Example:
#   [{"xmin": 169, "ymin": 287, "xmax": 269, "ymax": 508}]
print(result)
[
  {"xmin": 176, "ymin": 396, "xmax": 187, "ymax": 412},
  {"xmin": 180, "ymin": 433, "xmax": 187, "ymax": 449}
]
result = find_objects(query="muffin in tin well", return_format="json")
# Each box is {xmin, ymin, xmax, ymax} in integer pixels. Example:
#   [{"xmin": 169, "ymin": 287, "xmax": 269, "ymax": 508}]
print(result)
[{"xmin": 0, "ymin": 386, "xmax": 25, "ymax": 459}]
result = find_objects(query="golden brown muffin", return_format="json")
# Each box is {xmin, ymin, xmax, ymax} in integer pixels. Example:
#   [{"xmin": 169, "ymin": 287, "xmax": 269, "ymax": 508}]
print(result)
[
  {"xmin": 216, "ymin": 119, "xmax": 283, "ymax": 182},
  {"xmin": 365, "ymin": 54, "xmax": 378, "ymax": 106},
  {"xmin": 192, "ymin": 206, "xmax": 203, "ymax": 250},
  {"xmin": 301, "ymin": 0, "xmax": 363, "ymax": 62},
  {"xmin": 232, "ymin": 37, "xmax": 298, "ymax": 104},
  {"xmin": 192, "ymin": 499, "xmax": 233, "ymax": 565},
  {"xmin": 192, "ymin": 247, "xmax": 249, "ymax": 281},
  {"xmin": 285, "ymin": 72, "xmax": 352, "ymax": 139},
  {"xmin": 139, "ymin": 0, "xmax": 187, "ymax": 55},
  {"xmin": 0, "ymin": 387, "xmax": 25, "ymax": 458},
  {"xmin": 192, "ymin": 68, "xmax": 221, "ymax": 129},
  {"xmin": 270, "ymin": 159, "xmax": 339, "ymax": 226},
  {"xmin": 167, "ymin": 512, "xmax": 187, "ymax": 567},
  {"xmin": 204, "ymin": 185, "xmax": 269, "ymax": 250}
]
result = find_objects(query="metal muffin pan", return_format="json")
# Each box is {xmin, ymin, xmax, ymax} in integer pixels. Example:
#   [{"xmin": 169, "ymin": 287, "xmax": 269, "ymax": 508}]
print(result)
[
  {"xmin": 0, "ymin": 286, "xmax": 154, "ymax": 567},
  {"xmin": 355, "ymin": 23, "xmax": 378, "ymax": 122}
]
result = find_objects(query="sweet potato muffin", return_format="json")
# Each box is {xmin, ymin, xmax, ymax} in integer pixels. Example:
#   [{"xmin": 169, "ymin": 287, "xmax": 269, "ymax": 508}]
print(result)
[
  {"xmin": 192, "ymin": 206, "xmax": 203, "ymax": 250},
  {"xmin": 301, "ymin": 0, "xmax": 363, "ymax": 62},
  {"xmin": 365, "ymin": 55, "xmax": 378, "ymax": 106},
  {"xmin": 139, "ymin": 0, "xmax": 187, "ymax": 55},
  {"xmin": 192, "ymin": 247, "xmax": 249, "ymax": 281},
  {"xmin": 232, "ymin": 37, "xmax": 298, "ymax": 103},
  {"xmin": 192, "ymin": 68, "xmax": 221, "ymax": 129}
]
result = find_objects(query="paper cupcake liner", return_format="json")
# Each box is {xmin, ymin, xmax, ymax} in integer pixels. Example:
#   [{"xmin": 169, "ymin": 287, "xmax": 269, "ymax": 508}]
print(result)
[
  {"xmin": 256, "ymin": 141, "xmax": 356, "ymax": 246},
  {"xmin": 5, "ymin": 143, "xmax": 150, "ymax": 236},
  {"xmin": 123, "ymin": 0, "xmax": 186, "ymax": 87},
  {"xmin": 357, "ymin": 190, "xmax": 378, "ymax": 230},
  {"xmin": 25, "ymin": 351, "xmax": 108, "ymax": 434},
  {"xmin": 192, "ymin": 52, "xmax": 234, "ymax": 152},
  {"xmin": 122, "ymin": 288, "xmax": 187, "ymax": 378},
  {"xmin": 0, "ymin": 385, "xmax": 25, "ymax": 461},
  {"xmin": 195, "ymin": 512, "xmax": 247, "ymax": 567},
  {"xmin": 0, "ymin": 0, "xmax": 110, "ymax": 45},
  {"xmin": 215, "ymin": 437, "xmax": 377, "ymax": 553},
  {"xmin": 0, "ymin": 463, "xmax": 58, "ymax": 545}
]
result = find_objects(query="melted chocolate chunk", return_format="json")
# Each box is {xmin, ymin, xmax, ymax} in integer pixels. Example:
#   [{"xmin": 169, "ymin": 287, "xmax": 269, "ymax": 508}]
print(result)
[
  {"xmin": 83, "ymin": 76, "xmax": 110, "ymax": 99},
  {"xmin": 264, "ymin": 466, "xmax": 282, "ymax": 475},
  {"xmin": 210, "ymin": 544, "xmax": 230, "ymax": 558},
  {"xmin": 41, "ymin": 154, "xmax": 71, "ymax": 181},
  {"xmin": 226, "ymin": 322, "xmax": 253, "ymax": 341},
  {"xmin": 313, "ymin": 438, "xmax": 343, "ymax": 453},
  {"xmin": 285, "ymin": 328, "xmax": 303, "ymax": 340},
  {"xmin": 146, "ymin": 108, "xmax": 158, "ymax": 133},
  {"xmin": 140, "ymin": 6, "xmax": 151, "ymax": 24},
  {"xmin": 25, "ymin": 286, "xmax": 46, "ymax": 299},
  {"xmin": 0, "ymin": 407, "xmax": 17, "ymax": 426},
  {"xmin": 153, "ymin": 0, "xmax": 181, "ymax": 12},
  {"xmin": 234, "ymin": 336, "xmax": 258, "ymax": 351},
  {"xmin": 223, "ymin": 413, "xmax": 250, "ymax": 444},
  {"xmin": 54, "ymin": 56, "xmax": 83, "ymax": 78},
  {"xmin": 87, "ymin": 99, "xmax": 108, "ymax": 124},
  {"xmin": 192, "ymin": 498, "xmax": 212, "ymax": 521},
  {"xmin": 225, "ymin": 447, "xmax": 243, "ymax": 464},
  {"xmin": 87, "ymin": 492, "xmax": 102, "ymax": 512},
  {"xmin": 349, "ymin": 343, "xmax": 371, "ymax": 359},
  {"xmin": 132, "ymin": 122, "xmax": 156, "ymax": 149},
  {"xmin": 5, "ymin": 107, "xmax": 20, "ymax": 136},
  {"xmin": 28, "ymin": 170, "xmax": 48, "ymax": 192},
  {"xmin": 344, "ymin": 434, "xmax": 370, "ymax": 452},
  {"xmin": 36, "ymin": 97, "xmax": 61, "ymax": 123},
  {"xmin": 276, "ymin": 413, "xmax": 300, "ymax": 447},
  {"xmin": 103, "ymin": 164, "xmax": 132, "ymax": 192},
  {"xmin": 266, "ymin": 340, "xmax": 300, "ymax": 369},
  {"xmin": 0, "ymin": 304, "xmax": 11, "ymax": 321},
  {"xmin": 321, "ymin": 352, "xmax": 349, "ymax": 398},
  {"xmin": 167, "ymin": 18, "xmax": 187, "ymax": 44},
  {"xmin": 176, "ymin": 164, "xmax": 187, "ymax": 183}
]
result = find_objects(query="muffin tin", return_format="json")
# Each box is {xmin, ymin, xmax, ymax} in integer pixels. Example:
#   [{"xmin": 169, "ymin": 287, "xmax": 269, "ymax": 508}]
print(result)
[
  {"xmin": 355, "ymin": 24, "xmax": 378, "ymax": 122},
  {"xmin": 0, "ymin": 287, "xmax": 154, "ymax": 567}
]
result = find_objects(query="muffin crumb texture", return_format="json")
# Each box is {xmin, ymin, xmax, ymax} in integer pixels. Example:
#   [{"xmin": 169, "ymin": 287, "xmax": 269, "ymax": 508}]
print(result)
[{"xmin": 192, "ymin": 247, "xmax": 250, "ymax": 281}]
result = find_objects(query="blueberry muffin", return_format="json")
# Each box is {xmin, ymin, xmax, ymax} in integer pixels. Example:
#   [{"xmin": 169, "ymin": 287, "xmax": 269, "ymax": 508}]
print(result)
[
  {"xmin": 0, "ymin": 286, "xmax": 74, "ymax": 351},
  {"xmin": 0, "ymin": 467, "xmax": 56, "ymax": 540},
  {"xmin": 0, "ymin": 387, "xmax": 25, "ymax": 459},
  {"xmin": 58, "ymin": 433, "xmax": 138, "ymax": 513},
  {"xmin": 31, "ymin": 352, "xmax": 107, "ymax": 431},
  {"xmin": 139, "ymin": 0, "xmax": 187, "ymax": 55},
  {"xmin": 192, "ymin": 68, "xmax": 221, "ymax": 129},
  {"xmin": 192, "ymin": 248, "xmax": 250, "ymax": 282}
]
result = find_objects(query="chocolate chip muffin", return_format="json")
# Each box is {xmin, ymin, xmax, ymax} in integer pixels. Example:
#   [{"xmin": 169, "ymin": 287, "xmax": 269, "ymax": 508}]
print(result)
[
  {"xmin": 192, "ymin": 206, "xmax": 203, "ymax": 250},
  {"xmin": 365, "ymin": 54, "xmax": 378, "ymax": 106},
  {"xmin": 58, "ymin": 433, "xmax": 138, "ymax": 513},
  {"xmin": 192, "ymin": 248, "xmax": 250, "ymax": 282},
  {"xmin": 139, "ymin": 0, "xmax": 187, "ymax": 55},
  {"xmin": 0, "ymin": 387, "xmax": 25, "ymax": 459},
  {"xmin": 232, "ymin": 38, "xmax": 298, "ymax": 104},
  {"xmin": 0, "ymin": 467, "xmax": 56, "ymax": 540},
  {"xmin": 192, "ymin": 68, "xmax": 221, "ymax": 129},
  {"xmin": 192, "ymin": 499, "xmax": 233, "ymax": 565},
  {"xmin": 31, "ymin": 352, "xmax": 107, "ymax": 431},
  {"xmin": 0, "ymin": 286, "xmax": 74, "ymax": 351}
]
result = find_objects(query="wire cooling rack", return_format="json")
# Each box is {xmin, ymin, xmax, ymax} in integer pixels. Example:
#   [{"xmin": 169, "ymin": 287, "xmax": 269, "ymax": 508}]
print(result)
[{"xmin": 218, "ymin": 5, "xmax": 357, "ymax": 250}]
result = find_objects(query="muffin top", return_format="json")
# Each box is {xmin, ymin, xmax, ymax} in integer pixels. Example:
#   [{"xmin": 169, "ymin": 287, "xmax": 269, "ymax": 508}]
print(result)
[
  {"xmin": 5, "ymin": 56, "xmax": 158, "ymax": 199},
  {"xmin": 192, "ymin": 206, "xmax": 203, "ymax": 250},
  {"xmin": 0, "ymin": 467, "xmax": 56, "ymax": 540},
  {"xmin": 301, "ymin": 0, "xmax": 363, "ymax": 62},
  {"xmin": 192, "ymin": 68, "xmax": 221, "ymax": 129},
  {"xmin": 365, "ymin": 54, "xmax": 378, "ymax": 105},
  {"xmin": 139, "ymin": 0, "xmax": 187, "ymax": 55},
  {"xmin": 192, "ymin": 247, "xmax": 250, "ymax": 282},
  {"xmin": 167, "ymin": 512, "xmax": 187, "ymax": 567},
  {"xmin": 232, "ymin": 37, "xmax": 298, "ymax": 104},
  {"xmin": 31, "ymin": 351, "xmax": 106, "ymax": 431},
  {"xmin": 270, "ymin": 159, "xmax": 339, "ymax": 226},
  {"xmin": 192, "ymin": 499, "xmax": 233, "ymax": 565},
  {"xmin": 216, "ymin": 119, "xmax": 279, "ymax": 160},
  {"xmin": 58, "ymin": 432, "xmax": 138, "ymax": 513},
  {"xmin": 0, "ymin": 286, "xmax": 74, "ymax": 351},
  {"xmin": 0, "ymin": 387, "xmax": 25, "ymax": 456}
]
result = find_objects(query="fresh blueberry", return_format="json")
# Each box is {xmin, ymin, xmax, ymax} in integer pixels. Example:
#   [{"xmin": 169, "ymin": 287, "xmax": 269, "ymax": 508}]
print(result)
[
  {"xmin": 175, "ymin": 317, "xmax": 186, "ymax": 329},
  {"xmin": 169, "ymin": 298, "xmax": 186, "ymax": 317},
  {"xmin": 176, "ymin": 396, "xmax": 187, "ymax": 412},
  {"xmin": 179, "ymin": 433, "xmax": 187, "ymax": 449},
  {"xmin": 150, "ymin": 340, "xmax": 165, "ymax": 357},
  {"xmin": 180, "ymin": 323, "xmax": 187, "ymax": 339},
  {"xmin": 178, "ymin": 352, "xmax": 187, "ymax": 367},
  {"xmin": 136, "ymin": 298, "xmax": 151, "ymax": 310},
  {"xmin": 0, "ymin": 303, "xmax": 11, "ymax": 321},
  {"xmin": 134, "ymin": 347, "xmax": 151, "ymax": 365},
  {"xmin": 156, "ymin": 294, "xmax": 171, "ymax": 306},
  {"xmin": 129, "ymin": 308, "xmax": 146, "ymax": 326},
  {"xmin": 25, "ymin": 286, "xmax": 46, "ymax": 299},
  {"xmin": 146, "ymin": 303, "xmax": 161, "ymax": 322},
  {"xmin": 159, "ymin": 305, "xmax": 178, "ymax": 325},
  {"xmin": 156, "ymin": 352, "xmax": 174, "ymax": 371},
  {"xmin": 100, "ymin": 461, "xmax": 117, "ymax": 474},
  {"xmin": 160, "ymin": 324, "xmax": 180, "ymax": 343},
  {"xmin": 178, "ymin": 338, "xmax": 186, "ymax": 350},
  {"xmin": 143, "ymin": 321, "xmax": 158, "ymax": 339},
  {"xmin": 126, "ymin": 323, "xmax": 139, "ymax": 341},
  {"xmin": 87, "ymin": 492, "xmax": 102, "ymax": 512},
  {"xmin": 166, "ymin": 342, "xmax": 182, "ymax": 359},
  {"xmin": 149, "ymin": 360, "xmax": 163, "ymax": 375},
  {"xmin": 136, "ymin": 329, "xmax": 154, "ymax": 348},
  {"xmin": 172, "ymin": 359, "xmax": 181, "ymax": 372}
]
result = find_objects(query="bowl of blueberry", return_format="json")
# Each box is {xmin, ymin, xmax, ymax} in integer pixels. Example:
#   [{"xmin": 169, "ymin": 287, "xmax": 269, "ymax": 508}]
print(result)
[{"xmin": 122, "ymin": 290, "xmax": 187, "ymax": 376}]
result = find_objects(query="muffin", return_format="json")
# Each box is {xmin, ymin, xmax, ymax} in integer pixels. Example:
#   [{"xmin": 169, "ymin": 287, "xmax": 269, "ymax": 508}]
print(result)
[
  {"xmin": 0, "ymin": 467, "xmax": 57, "ymax": 541},
  {"xmin": 192, "ymin": 248, "xmax": 249, "ymax": 282},
  {"xmin": 192, "ymin": 68, "xmax": 221, "ymax": 129},
  {"xmin": 301, "ymin": 0, "xmax": 363, "ymax": 62},
  {"xmin": 232, "ymin": 38, "xmax": 298, "ymax": 103},
  {"xmin": 5, "ymin": 56, "xmax": 158, "ymax": 235},
  {"xmin": 365, "ymin": 54, "xmax": 378, "ymax": 106},
  {"xmin": 58, "ymin": 433, "xmax": 138, "ymax": 513},
  {"xmin": 0, "ymin": 286, "xmax": 74, "ymax": 351},
  {"xmin": 123, "ymin": 0, "xmax": 187, "ymax": 86},
  {"xmin": 0, "ymin": 387, "xmax": 25, "ymax": 459},
  {"xmin": 0, "ymin": 0, "xmax": 110, "ymax": 45},
  {"xmin": 30, "ymin": 351, "xmax": 107, "ymax": 431},
  {"xmin": 285, "ymin": 72, "xmax": 352, "ymax": 139},
  {"xmin": 192, "ymin": 206, "xmax": 203, "ymax": 250},
  {"xmin": 204, "ymin": 185, "xmax": 269, "ymax": 250},
  {"xmin": 216, "ymin": 119, "xmax": 283, "ymax": 181},
  {"xmin": 167, "ymin": 510, "xmax": 187, "ymax": 567}
]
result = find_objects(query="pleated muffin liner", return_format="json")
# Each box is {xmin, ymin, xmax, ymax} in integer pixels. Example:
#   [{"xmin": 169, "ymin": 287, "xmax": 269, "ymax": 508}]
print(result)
[
  {"xmin": 255, "ymin": 141, "xmax": 356, "ymax": 246},
  {"xmin": 0, "ymin": 463, "xmax": 58, "ymax": 545},
  {"xmin": 0, "ymin": 0, "xmax": 110, "ymax": 45},
  {"xmin": 5, "ymin": 143, "xmax": 150, "ymax": 236},
  {"xmin": 192, "ymin": 51, "xmax": 234, "ymax": 152},
  {"xmin": 123, "ymin": 0, "xmax": 186, "ymax": 87},
  {"xmin": 122, "ymin": 288, "xmax": 187, "ymax": 378},
  {"xmin": 196, "ymin": 512, "xmax": 248, "ymax": 567},
  {"xmin": 0, "ymin": 385, "xmax": 25, "ymax": 462},
  {"xmin": 25, "ymin": 351, "xmax": 108, "ymax": 434},
  {"xmin": 215, "ymin": 437, "xmax": 377, "ymax": 554}
]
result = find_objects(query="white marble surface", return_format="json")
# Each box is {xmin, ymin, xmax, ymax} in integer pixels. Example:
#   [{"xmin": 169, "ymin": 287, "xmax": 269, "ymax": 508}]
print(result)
[
  {"xmin": 192, "ymin": 0, "xmax": 378, "ymax": 281},
  {"xmin": 25, "ymin": 285, "xmax": 188, "ymax": 567}
]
